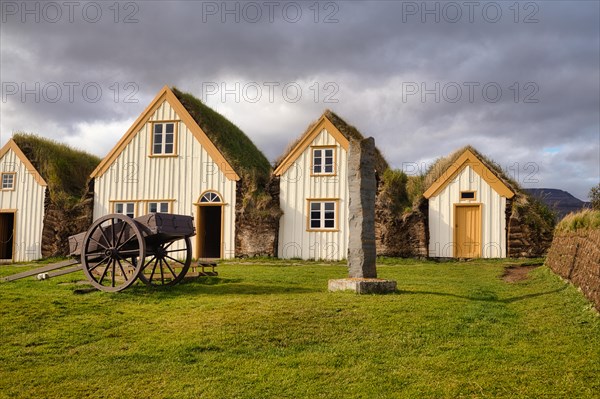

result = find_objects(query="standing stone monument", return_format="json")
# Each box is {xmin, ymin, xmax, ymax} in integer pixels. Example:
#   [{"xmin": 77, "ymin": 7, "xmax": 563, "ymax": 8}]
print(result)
[{"xmin": 328, "ymin": 137, "xmax": 397, "ymax": 294}]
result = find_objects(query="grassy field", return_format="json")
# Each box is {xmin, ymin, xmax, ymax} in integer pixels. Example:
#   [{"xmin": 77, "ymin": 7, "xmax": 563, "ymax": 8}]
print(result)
[{"xmin": 0, "ymin": 258, "xmax": 598, "ymax": 399}]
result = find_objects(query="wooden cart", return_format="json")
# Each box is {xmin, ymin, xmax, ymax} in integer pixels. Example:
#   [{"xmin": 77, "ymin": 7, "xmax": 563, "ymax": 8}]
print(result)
[{"xmin": 3, "ymin": 213, "xmax": 196, "ymax": 292}]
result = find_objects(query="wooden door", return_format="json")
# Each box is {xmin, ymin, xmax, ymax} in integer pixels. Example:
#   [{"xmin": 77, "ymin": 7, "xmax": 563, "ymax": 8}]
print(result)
[{"xmin": 454, "ymin": 205, "xmax": 481, "ymax": 258}]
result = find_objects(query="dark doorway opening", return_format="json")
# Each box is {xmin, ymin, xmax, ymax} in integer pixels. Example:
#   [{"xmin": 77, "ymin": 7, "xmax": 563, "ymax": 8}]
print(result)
[
  {"xmin": 197, "ymin": 206, "xmax": 222, "ymax": 258},
  {"xmin": 0, "ymin": 213, "xmax": 15, "ymax": 260}
]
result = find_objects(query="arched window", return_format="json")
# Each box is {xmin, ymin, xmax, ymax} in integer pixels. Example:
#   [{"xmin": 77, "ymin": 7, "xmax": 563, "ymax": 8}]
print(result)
[{"xmin": 200, "ymin": 191, "xmax": 222, "ymax": 203}]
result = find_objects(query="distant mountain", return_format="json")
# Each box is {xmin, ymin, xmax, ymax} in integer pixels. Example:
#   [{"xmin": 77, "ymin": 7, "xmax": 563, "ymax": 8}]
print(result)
[{"xmin": 524, "ymin": 188, "xmax": 590, "ymax": 220}]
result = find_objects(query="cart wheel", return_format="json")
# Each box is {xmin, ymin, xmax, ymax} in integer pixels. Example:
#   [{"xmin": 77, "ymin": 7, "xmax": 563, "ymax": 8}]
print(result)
[
  {"xmin": 81, "ymin": 214, "xmax": 146, "ymax": 292},
  {"xmin": 139, "ymin": 236, "xmax": 192, "ymax": 286}
]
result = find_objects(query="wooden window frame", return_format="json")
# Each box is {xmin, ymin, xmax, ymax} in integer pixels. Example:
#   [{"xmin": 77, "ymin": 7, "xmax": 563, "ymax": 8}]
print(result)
[
  {"xmin": 146, "ymin": 200, "xmax": 174, "ymax": 214},
  {"xmin": 460, "ymin": 190, "xmax": 477, "ymax": 201},
  {"xmin": 1, "ymin": 172, "xmax": 16, "ymax": 191},
  {"xmin": 310, "ymin": 146, "xmax": 337, "ymax": 176},
  {"xmin": 306, "ymin": 199, "xmax": 340, "ymax": 232},
  {"xmin": 111, "ymin": 201, "xmax": 138, "ymax": 218},
  {"xmin": 150, "ymin": 121, "xmax": 179, "ymax": 157}
]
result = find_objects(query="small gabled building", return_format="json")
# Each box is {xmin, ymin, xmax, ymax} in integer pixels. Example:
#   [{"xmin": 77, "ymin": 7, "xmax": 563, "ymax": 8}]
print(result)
[
  {"xmin": 0, "ymin": 139, "xmax": 47, "ymax": 262},
  {"xmin": 90, "ymin": 86, "xmax": 274, "ymax": 259},
  {"xmin": 274, "ymin": 110, "xmax": 388, "ymax": 260},
  {"xmin": 423, "ymin": 148, "xmax": 515, "ymax": 258},
  {"xmin": 1, "ymin": 135, "xmax": 100, "ymax": 262}
]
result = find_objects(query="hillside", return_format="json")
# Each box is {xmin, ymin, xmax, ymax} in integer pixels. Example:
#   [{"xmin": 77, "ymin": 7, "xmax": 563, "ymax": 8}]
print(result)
[{"xmin": 525, "ymin": 188, "xmax": 590, "ymax": 219}]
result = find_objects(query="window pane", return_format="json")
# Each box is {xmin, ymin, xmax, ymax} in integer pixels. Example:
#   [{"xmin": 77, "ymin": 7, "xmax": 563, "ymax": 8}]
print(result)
[
  {"xmin": 324, "ymin": 220, "xmax": 335, "ymax": 228},
  {"xmin": 311, "ymin": 203, "xmax": 320, "ymax": 211},
  {"xmin": 165, "ymin": 144, "xmax": 174, "ymax": 154},
  {"xmin": 160, "ymin": 203, "xmax": 169, "ymax": 212},
  {"xmin": 311, "ymin": 220, "xmax": 321, "ymax": 229},
  {"xmin": 154, "ymin": 144, "xmax": 162, "ymax": 154},
  {"xmin": 126, "ymin": 203, "xmax": 134, "ymax": 213},
  {"xmin": 324, "ymin": 211, "xmax": 334, "ymax": 220},
  {"xmin": 324, "ymin": 203, "xmax": 335, "ymax": 211},
  {"xmin": 325, "ymin": 149, "xmax": 333, "ymax": 157},
  {"xmin": 314, "ymin": 157, "xmax": 322, "ymax": 165},
  {"xmin": 115, "ymin": 204, "xmax": 123, "ymax": 213},
  {"xmin": 154, "ymin": 124, "xmax": 163, "ymax": 134},
  {"xmin": 154, "ymin": 133, "xmax": 162, "ymax": 144},
  {"xmin": 149, "ymin": 203, "xmax": 157, "ymax": 213},
  {"xmin": 165, "ymin": 133, "xmax": 174, "ymax": 144},
  {"xmin": 165, "ymin": 123, "xmax": 174, "ymax": 134},
  {"xmin": 324, "ymin": 165, "xmax": 333, "ymax": 173},
  {"xmin": 311, "ymin": 211, "xmax": 321, "ymax": 220},
  {"xmin": 314, "ymin": 149, "xmax": 322, "ymax": 158}
]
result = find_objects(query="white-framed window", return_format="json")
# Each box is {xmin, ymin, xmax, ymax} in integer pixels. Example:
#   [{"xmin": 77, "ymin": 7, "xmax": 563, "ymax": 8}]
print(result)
[
  {"xmin": 148, "ymin": 201, "xmax": 169, "ymax": 213},
  {"xmin": 312, "ymin": 147, "xmax": 335, "ymax": 175},
  {"xmin": 114, "ymin": 202, "xmax": 136, "ymax": 218},
  {"xmin": 152, "ymin": 122, "xmax": 176, "ymax": 155},
  {"xmin": 1, "ymin": 173, "xmax": 15, "ymax": 190},
  {"xmin": 308, "ymin": 200, "xmax": 337, "ymax": 230},
  {"xmin": 200, "ymin": 192, "xmax": 222, "ymax": 203}
]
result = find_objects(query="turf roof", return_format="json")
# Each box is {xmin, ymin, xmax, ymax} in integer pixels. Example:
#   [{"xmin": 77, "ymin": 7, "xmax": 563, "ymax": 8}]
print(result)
[
  {"xmin": 424, "ymin": 145, "xmax": 521, "ymax": 195},
  {"xmin": 275, "ymin": 109, "xmax": 390, "ymax": 174},
  {"xmin": 172, "ymin": 87, "xmax": 271, "ymax": 183},
  {"xmin": 11, "ymin": 133, "xmax": 100, "ymax": 199}
]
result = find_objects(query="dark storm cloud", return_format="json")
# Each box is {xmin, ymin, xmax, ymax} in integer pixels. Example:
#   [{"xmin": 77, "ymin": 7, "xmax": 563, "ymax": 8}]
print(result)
[{"xmin": 0, "ymin": 0, "xmax": 598, "ymax": 199}]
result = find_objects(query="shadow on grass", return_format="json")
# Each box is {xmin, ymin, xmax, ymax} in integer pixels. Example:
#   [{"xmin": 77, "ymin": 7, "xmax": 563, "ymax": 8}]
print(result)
[
  {"xmin": 112, "ymin": 276, "xmax": 320, "ymax": 297},
  {"xmin": 399, "ymin": 286, "xmax": 568, "ymax": 304}
]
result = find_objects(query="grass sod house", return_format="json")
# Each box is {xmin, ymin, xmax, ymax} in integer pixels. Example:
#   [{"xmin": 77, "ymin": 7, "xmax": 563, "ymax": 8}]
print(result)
[
  {"xmin": 90, "ymin": 86, "xmax": 278, "ymax": 259},
  {"xmin": 422, "ymin": 146, "xmax": 555, "ymax": 258},
  {"xmin": 273, "ymin": 110, "xmax": 389, "ymax": 260},
  {"xmin": 0, "ymin": 135, "xmax": 100, "ymax": 262}
]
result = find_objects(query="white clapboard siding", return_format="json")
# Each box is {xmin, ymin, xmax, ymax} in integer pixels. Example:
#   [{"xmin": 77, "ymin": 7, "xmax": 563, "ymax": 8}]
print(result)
[
  {"xmin": 0, "ymin": 148, "xmax": 46, "ymax": 261},
  {"xmin": 278, "ymin": 129, "xmax": 349, "ymax": 260},
  {"xmin": 428, "ymin": 165, "xmax": 507, "ymax": 258},
  {"xmin": 93, "ymin": 100, "xmax": 237, "ymax": 259}
]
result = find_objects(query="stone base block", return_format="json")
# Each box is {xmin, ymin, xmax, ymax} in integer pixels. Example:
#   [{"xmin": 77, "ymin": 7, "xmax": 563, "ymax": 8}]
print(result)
[{"xmin": 328, "ymin": 278, "xmax": 397, "ymax": 294}]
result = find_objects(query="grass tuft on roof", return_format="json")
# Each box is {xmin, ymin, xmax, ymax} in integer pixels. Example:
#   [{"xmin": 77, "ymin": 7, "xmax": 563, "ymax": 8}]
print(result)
[
  {"xmin": 172, "ymin": 87, "xmax": 271, "ymax": 184},
  {"xmin": 12, "ymin": 133, "xmax": 100, "ymax": 202}
]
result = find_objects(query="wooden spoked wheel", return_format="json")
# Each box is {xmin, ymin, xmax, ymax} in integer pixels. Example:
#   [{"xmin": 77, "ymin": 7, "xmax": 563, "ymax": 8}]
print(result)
[
  {"xmin": 138, "ymin": 236, "xmax": 192, "ymax": 286},
  {"xmin": 81, "ymin": 214, "xmax": 146, "ymax": 292}
]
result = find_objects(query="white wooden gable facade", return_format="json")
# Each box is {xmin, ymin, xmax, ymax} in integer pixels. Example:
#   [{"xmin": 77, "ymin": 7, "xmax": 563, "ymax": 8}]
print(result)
[
  {"xmin": 274, "ymin": 114, "xmax": 352, "ymax": 260},
  {"xmin": 91, "ymin": 86, "xmax": 239, "ymax": 259},
  {"xmin": 0, "ymin": 139, "xmax": 47, "ymax": 262}
]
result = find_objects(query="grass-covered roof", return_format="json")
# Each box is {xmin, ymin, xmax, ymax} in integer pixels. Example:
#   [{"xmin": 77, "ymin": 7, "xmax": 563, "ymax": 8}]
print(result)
[
  {"xmin": 424, "ymin": 145, "xmax": 521, "ymax": 194},
  {"xmin": 275, "ymin": 110, "xmax": 390, "ymax": 174},
  {"xmin": 12, "ymin": 133, "xmax": 100, "ymax": 200},
  {"xmin": 172, "ymin": 87, "xmax": 271, "ymax": 184}
]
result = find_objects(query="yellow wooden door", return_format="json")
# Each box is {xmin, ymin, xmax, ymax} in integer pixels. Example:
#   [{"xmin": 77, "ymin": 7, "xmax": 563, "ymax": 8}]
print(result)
[{"xmin": 454, "ymin": 205, "xmax": 481, "ymax": 258}]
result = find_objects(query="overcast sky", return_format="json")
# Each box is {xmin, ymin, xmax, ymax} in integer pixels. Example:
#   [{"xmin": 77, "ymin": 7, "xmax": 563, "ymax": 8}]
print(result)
[{"xmin": 1, "ymin": 0, "xmax": 598, "ymax": 199}]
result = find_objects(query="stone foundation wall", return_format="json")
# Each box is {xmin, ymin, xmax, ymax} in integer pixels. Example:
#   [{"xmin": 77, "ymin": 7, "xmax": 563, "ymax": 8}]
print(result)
[
  {"xmin": 545, "ymin": 229, "xmax": 600, "ymax": 310},
  {"xmin": 41, "ymin": 196, "xmax": 94, "ymax": 257},
  {"xmin": 235, "ymin": 176, "xmax": 281, "ymax": 258},
  {"xmin": 507, "ymin": 198, "xmax": 554, "ymax": 257},
  {"xmin": 376, "ymin": 198, "xmax": 428, "ymax": 258}
]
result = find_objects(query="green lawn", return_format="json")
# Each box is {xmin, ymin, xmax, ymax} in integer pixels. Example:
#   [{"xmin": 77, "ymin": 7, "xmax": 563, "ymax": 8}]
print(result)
[{"xmin": 0, "ymin": 258, "xmax": 598, "ymax": 399}]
